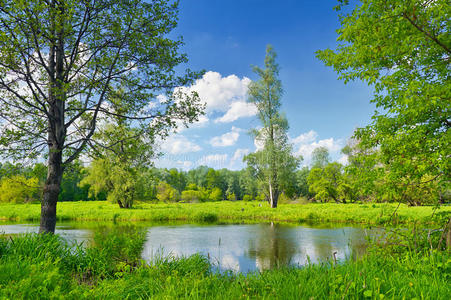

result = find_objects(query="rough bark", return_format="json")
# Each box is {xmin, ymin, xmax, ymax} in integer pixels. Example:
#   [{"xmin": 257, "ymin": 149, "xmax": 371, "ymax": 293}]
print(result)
[
  {"xmin": 39, "ymin": 148, "xmax": 63, "ymax": 233},
  {"xmin": 39, "ymin": 0, "xmax": 66, "ymax": 234}
]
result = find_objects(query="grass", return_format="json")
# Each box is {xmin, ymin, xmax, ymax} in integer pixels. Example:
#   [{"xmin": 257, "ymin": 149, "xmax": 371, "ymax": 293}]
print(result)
[
  {"xmin": 1, "ymin": 227, "xmax": 450, "ymax": 299},
  {"xmin": 0, "ymin": 200, "xmax": 450, "ymax": 225}
]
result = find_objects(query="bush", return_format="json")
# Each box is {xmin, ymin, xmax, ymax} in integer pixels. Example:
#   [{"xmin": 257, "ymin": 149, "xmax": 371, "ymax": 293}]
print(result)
[
  {"xmin": 209, "ymin": 187, "xmax": 223, "ymax": 201},
  {"xmin": 156, "ymin": 182, "xmax": 179, "ymax": 202},
  {"xmin": 243, "ymin": 195, "xmax": 253, "ymax": 202},
  {"xmin": 181, "ymin": 190, "xmax": 203, "ymax": 203}
]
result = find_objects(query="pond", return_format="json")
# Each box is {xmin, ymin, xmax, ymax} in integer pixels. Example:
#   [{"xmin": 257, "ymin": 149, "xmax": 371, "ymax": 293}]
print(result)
[{"xmin": 0, "ymin": 222, "xmax": 374, "ymax": 273}]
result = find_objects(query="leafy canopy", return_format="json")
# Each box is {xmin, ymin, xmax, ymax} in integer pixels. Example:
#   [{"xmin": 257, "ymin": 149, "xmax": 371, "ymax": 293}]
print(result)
[{"xmin": 316, "ymin": 0, "xmax": 450, "ymax": 189}]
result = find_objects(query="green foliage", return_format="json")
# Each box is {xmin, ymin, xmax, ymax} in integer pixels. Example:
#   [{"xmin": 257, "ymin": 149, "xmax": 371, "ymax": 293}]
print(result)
[
  {"xmin": 317, "ymin": 0, "xmax": 450, "ymax": 204},
  {"xmin": 81, "ymin": 158, "xmax": 137, "ymax": 208},
  {"xmin": 226, "ymin": 192, "xmax": 236, "ymax": 201},
  {"xmin": 209, "ymin": 187, "xmax": 223, "ymax": 201},
  {"xmin": 156, "ymin": 181, "xmax": 179, "ymax": 203},
  {"xmin": 311, "ymin": 147, "xmax": 330, "ymax": 169},
  {"xmin": 243, "ymin": 195, "xmax": 253, "ymax": 202},
  {"xmin": 59, "ymin": 161, "xmax": 90, "ymax": 202},
  {"xmin": 245, "ymin": 45, "xmax": 301, "ymax": 208},
  {"xmin": 181, "ymin": 190, "xmax": 204, "ymax": 203},
  {"xmin": 308, "ymin": 163, "xmax": 351, "ymax": 203},
  {"xmin": 0, "ymin": 175, "xmax": 39, "ymax": 203},
  {"xmin": 341, "ymin": 138, "xmax": 446, "ymax": 205},
  {"xmin": 0, "ymin": 0, "xmax": 204, "ymax": 232},
  {"xmin": 295, "ymin": 167, "xmax": 312, "ymax": 198}
]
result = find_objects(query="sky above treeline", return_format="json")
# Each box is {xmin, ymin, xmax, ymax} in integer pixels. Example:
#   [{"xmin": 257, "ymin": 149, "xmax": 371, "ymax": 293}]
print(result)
[{"xmin": 155, "ymin": 0, "xmax": 375, "ymax": 171}]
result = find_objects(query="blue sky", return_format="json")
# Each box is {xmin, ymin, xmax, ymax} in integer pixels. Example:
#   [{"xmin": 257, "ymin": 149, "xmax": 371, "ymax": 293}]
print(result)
[{"xmin": 155, "ymin": 0, "xmax": 375, "ymax": 170}]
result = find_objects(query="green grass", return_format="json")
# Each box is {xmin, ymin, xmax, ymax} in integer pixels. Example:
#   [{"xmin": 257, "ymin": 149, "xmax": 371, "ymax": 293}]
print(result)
[
  {"xmin": 1, "ymin": 230, "xmax": 450, "ymax": 299},
  {"xmin": 0, "ymin": 201, "xmax": 449, "ymax": 225}
]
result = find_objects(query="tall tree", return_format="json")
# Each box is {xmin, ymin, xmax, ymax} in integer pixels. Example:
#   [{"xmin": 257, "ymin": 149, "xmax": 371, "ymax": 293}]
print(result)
[
  {"xmin": 311, "ymin": 146, "xmax": 330, "ymax": 169},
  {"xmin": 244, "ymin": 45, "xmax": 300, "ymax": 208},
  {"xmin": 0, "ymin": 0, "xmax": 203, "ymax": 233},
  {"xmin": 316, "ymin": 0, "xmax": 450, "ymax": 202}
]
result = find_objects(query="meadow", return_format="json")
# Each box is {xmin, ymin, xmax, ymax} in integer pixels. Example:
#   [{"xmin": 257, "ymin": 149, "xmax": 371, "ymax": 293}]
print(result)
[{"xmin": 0, "ymin": 201, "xmax": 450, "ymax": 225}]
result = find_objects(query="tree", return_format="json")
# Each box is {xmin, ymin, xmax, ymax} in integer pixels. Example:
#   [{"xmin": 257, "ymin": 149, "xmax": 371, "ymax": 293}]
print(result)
[
  {"xmin": 0, "ymin": 0, "xmax": 203, "ymax": 233},
  {"xmin": 166, "ymin": 168, "xmax": 187, "ymax": 194},
  {"xmin": 81, "ymin": 105, "xmax": 159, "ymax": 208},
  {"xmin": 156, "ymin": 181, "xmax": 179, "ymax": 202},
  {"xmin": 316, "ymin": 0, "xmax": 450, "ymax": 203},
  {"xmin": 308, "ymin": 162, "xmax": 349, "ymax": 203},
  {"xmin": 311, "ymin": 147, "xmax": 330, "ymax": 169},
  {"xmin": 209, "ymin": 187, "xmax": 223, "ymax": 201},
  {"xmin": 0, "ymin": 175, "xmax": 39, "ymax": 203},
  {"xmin": 59, "ymin": 160, "xmax": 89, "ymax": 202},
  {"xmin": 295, "ymin": 167, "xmax": 312, "ymax": 198},
  {"xmin": 244, "ymin": 45, "xmax": 301, "ymax": 208}
]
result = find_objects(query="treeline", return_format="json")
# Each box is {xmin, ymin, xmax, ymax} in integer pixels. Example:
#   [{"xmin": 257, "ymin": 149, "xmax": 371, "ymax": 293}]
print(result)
[{"xmin": 1, "ymin": 144, "xmax": 448, "ymax": 206}]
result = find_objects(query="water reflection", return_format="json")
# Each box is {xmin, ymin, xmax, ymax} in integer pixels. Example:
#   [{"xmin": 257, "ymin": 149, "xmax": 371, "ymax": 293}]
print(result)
[
  {"xmin": 0, "ymin": 223, "xmax": 92, "ymax": 246},
  {"xmin": 141, "ymin": 223, "xmax": 372, "ymax": 273},
  {"xmin": 1, "ymin": 222, "xmax": 371, "ymax": 273}
]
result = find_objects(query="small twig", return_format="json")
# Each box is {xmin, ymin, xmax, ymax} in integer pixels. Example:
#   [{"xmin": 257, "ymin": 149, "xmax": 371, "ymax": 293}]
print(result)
[{"xmin": 388, "ymin": 202, "xmax": 402, "ymax": 224}]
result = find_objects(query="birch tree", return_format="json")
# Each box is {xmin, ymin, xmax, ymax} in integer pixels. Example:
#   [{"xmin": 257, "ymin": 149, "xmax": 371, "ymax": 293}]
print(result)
[{"xmin": 244, "ymin": 45, "xmax": 300, "ymax": 208}]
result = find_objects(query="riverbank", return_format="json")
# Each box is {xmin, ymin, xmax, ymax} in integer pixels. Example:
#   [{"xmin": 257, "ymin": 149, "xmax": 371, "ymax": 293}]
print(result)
[
  {"xmin": 1, "ymin": 229, "xmax": 450, "ymax": 299},
  {"xmin": 0, "ymin": 201, "xmax": 450, "ymax": 225}
]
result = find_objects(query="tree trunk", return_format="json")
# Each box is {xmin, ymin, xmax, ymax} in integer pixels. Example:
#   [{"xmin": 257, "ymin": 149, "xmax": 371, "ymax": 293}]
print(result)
[
  {"xmin": 268, "ymin": 179, "xmax": 279, "ymax": 208},
  {"xmin": 40, "ymin": 2, "xmax": 66, "ymax": 234},
  {"xmin": 39, "ymin": 147, "xmax": 63, "ymax": 233},
  {"xmin": 117, "ymin": 199, "xmax": 124, "ymax": 208}
]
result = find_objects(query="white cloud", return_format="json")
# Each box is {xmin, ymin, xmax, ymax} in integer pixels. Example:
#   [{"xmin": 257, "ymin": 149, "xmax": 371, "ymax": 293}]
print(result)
[
  {"xmin": 229, "ymin": 148, "xmax": 250, "ymax": 170},
  {"xmin": 291, "ymin": 130, "xmax": 318, "ymax": 145},
  {"xmin": 160, "ymin": 135, "xmax": 202, "ymax": 155},
  {"xmin": 176, "ymin": 71, "xmax": 255, "ymax": 123},
  {"xmin": 210, "ymin": 126, "xmax": 242, "ymax": 147},
  {"xmin": 215, "ymin": 101, "xmax": 257, "ymax": 123},
  {"xmin": 196, "ymin": 154, "xmax": 228, "ymax": 169},
  {"xmin": 291, "ymin": 130, "xmax": 344, "ymax": 166}
]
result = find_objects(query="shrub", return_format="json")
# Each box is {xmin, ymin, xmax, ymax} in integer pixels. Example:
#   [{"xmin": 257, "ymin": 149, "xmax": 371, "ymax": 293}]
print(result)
[
  {"xmin": 209, "ymin": 187, "xmax": 223, "ymax": 201},
  {"xmin": 243, "ymin": 195, "xmax": 253, "ymax": 202}
]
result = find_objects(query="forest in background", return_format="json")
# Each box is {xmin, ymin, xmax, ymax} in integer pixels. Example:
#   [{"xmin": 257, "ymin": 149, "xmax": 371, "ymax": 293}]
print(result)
[{"xmin": 1, "ymin": 139, "xmax": 448, "ymax": 208}]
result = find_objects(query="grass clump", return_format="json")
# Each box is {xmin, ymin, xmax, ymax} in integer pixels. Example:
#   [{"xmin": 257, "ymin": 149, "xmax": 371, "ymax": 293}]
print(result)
[{"xmin": 193, "ymin": 211, "xmax": 219, "ymax": 223}]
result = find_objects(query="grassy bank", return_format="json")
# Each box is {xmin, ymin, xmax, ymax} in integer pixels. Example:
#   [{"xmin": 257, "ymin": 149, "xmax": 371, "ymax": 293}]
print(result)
[
  {"xmin": 1, "ymin": 229, "xmax": 450, "ymax": 299},
  {"xmin": 0, "ymin": 201, "xmax": 450, "ymax": 225}
]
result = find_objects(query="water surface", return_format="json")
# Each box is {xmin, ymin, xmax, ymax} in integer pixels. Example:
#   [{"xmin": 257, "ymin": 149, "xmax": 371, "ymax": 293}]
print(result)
[{"xmin": 0, "ymin": 222, "xmax": 372, "ymax": 273}]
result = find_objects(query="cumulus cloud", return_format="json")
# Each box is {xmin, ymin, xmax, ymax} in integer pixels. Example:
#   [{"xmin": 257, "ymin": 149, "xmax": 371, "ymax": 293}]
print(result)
[
  {"xmin": 215, "ymin": 101, "xmax": 257, "ymax": 123},
  {"xmin": 291, "ymin": 130, "xmax": 317, "ymax": 145},
  {"xmin": 159, "ymin": 135, "xmax": 202, "ymax": 155},
  {"xmin": 210, "ymin": 126, "xmax": 242, "ymax": 147},
  {"xmin": 176, "ymin": 71, "xmax": 255, "ymax": 123},
  {"xmin": 291, "ymin": 130, "xmax": 344, "ymax": 166}
]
